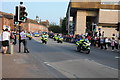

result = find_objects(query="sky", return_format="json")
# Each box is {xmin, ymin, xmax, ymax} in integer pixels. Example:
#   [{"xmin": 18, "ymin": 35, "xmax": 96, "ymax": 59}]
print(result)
[
  {"xmin": 1, "ymin": 0, "xmax": 119, "ymax": 25},
  {"xmin": 1, "ymin": 1, "xmax": 69, "ymax": 25}
]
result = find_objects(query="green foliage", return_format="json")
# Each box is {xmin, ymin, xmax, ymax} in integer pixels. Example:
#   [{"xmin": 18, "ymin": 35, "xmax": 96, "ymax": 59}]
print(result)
[
  {"xmin": 48, "ymin": 24, "xmax": 62, "ymax": 33},
  {"xmin": 61, "ymin": 17, "xmax": 67, "ymax": 34}
]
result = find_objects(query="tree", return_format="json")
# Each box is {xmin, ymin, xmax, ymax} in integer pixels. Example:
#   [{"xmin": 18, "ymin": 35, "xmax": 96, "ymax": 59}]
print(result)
[
  {"xmin": 61, "ymin": 17, "xmax": 67, "ymax": 34},
  {"xmin": 48, "ymin": 24, "xmax": 62, "ymax": 33}
]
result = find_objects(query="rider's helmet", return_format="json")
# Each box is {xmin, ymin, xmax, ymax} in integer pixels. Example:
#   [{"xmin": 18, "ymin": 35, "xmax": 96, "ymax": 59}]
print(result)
[{"xmin": 43, "ymin": 32, "xmax": 46, "ymax": 35}]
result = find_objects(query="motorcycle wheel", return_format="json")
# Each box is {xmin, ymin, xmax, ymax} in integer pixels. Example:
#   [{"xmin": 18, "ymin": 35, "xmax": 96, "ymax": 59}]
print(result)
[
  {"xmin": 54, "ymin": 39, "xmax": 56, "ymax": 41},
  {"xmin": 77, "ymin": 46, "xmax": 80, "ymax": 52},
  {"xmin": 29, "ymin": 38, "xmax": 31, "ymax": 40},
  {"xmin": 45, "ymin": 41, "xmax": 47, "ymax": 44},
  {"xmin": 86, "ymin": 50, "xmax": 90, "ymax": 54}
]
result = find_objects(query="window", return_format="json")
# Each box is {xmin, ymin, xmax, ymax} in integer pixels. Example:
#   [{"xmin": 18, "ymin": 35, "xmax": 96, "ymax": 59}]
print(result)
[{"xmin": 101, "ymin": 2, "xmax": 118, "ymax": 5}]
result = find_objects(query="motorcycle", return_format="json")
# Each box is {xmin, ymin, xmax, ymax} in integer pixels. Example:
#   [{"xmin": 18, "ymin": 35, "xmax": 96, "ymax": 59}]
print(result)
[
  {"xmin": 57, "ymin": 37, "xmax": 63, "ymax": 43},
  {"xmin": 77, "ymin": 41, "xmax": 91, "ymax": 54},
  {"xmin": 27, "ymin": 33, "xmax": 32, "ymax": 40},
  {"xmin": 41, "ymin": 37, "xmax": 48, "ymax": 44}
]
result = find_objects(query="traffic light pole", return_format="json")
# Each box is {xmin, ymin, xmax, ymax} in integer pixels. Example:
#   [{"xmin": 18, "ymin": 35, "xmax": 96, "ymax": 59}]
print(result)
[{"xmin": 19, "ymin": 22, "xmax": 21, "ymax": 53}]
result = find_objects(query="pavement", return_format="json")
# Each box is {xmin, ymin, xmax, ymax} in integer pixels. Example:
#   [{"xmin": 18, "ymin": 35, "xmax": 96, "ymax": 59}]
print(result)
[
  {"xmin": 1, "ymin": 37, "xmax": 119, "ymax": 79},
  {"xmin": 2, "ymin": 45, "xmax": 55, "ymax": 78}
]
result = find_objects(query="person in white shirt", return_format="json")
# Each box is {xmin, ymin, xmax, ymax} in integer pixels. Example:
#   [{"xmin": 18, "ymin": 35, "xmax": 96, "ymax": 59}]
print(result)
[
  {"xmin": 2, "ymin": 29, "xmax": 10, "ymax": 54},
  {"xmin": 104, "ymin": 37, "xmax": 109, "ymax": 49},
  {"xmin": 20, "ymin": 30, "xmax": 29, "ymax": 53}
]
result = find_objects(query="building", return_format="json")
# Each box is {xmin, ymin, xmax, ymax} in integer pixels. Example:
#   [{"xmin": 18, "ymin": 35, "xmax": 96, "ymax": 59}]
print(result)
[
  {"xmin": 0, "ymin": 11, "xmax": 48, "ymax": 33},
  {"xmin": 0, "ymin": 11, "xmax": 14, "ymax": 32},
  {"xmin": 22, "ymin": 19, "xmax": 48, "ymax": 33},
  {"xmin": 66, "ymin": 0, "xmax": 120, "ymax": 37},
  {"xmin": 40, "ymin": 19, "xmax": 49, "ymax": 27}
]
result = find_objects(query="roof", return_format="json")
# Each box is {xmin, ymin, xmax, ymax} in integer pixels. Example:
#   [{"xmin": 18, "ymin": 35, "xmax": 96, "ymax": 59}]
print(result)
[
  {"xmin": 0, "ymin": 11, "xmax": 40, "ymax": 24},
  {"xmin": 0, "ymin": 11, "xmax": 13, "ymax": 19},
  {"xmin": 26, "ymin": 18, "xmax": 38, "ymax": 24},
  {"xmin": 0, "ymin": 11, "xmax": 48, "ymax": 28}
]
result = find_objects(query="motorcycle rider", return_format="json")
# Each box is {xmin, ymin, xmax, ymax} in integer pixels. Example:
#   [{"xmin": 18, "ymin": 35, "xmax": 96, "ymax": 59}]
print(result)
[
  {"xmin": 27, "ymin": 32, "xmax": 32, "ymax": 40},
  {"xmin": 76, "ymin": 36, "xmax": 84, "ymax": 47},
  {"xmin": 82, "ymin": 36, "xmax": 90, "ymax": 49},
  {"xmin": 76, "ymin": 35, "xmax": 90, "ymax": 51},
  {"xmin": 53, "ymin": 34, "xmax": 57, "ymax": 41},
  {"xmin": 57, "ymin": 34, "xmax": 63, "ymax": 43},
  {"xmin": 41, "ymin": 32, "xmax": 48, "ymax": 44}
]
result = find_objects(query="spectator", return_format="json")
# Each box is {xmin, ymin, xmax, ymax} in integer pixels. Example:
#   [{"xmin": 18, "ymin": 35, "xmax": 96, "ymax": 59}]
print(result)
[
  {"xmin": 104, "ymin": 37, "xmax": 109, "ymax": 49},
  {"xmin": 20, "ymin": 30, "xmax": 29, "ymax": 53},
  {"xmin": 102, "ymin": 31, "xmax": 104, "ymax": 37},
  {"xmin": 115, "ymin": 40, "xmax": 118, "ymax": 50},
  {"xmin": 87, "ymin": 35, "xmax": 91, "ymax": 42},
  {"xmin": 13, "ymin": 31, "xmax": 17, "ymax": 45},
  {"xmin": 100, "ymin": 37, "xmax": 104, "ymax": 49},
  {"xmin": 2, "ymin": 29, "xmax": 10, "ymax": 54},
  {"xmin": 107, "ymin": 38, "xmax": 111, "ymax": 47},
  {"xmin": 10, "ymin": 30, "xmax": 15, "ymax": 44},
  {"xmin": 94, "ymin": 36, "xmax": 98, "ymax": 47},
  {"xmin": 99, "ymin": 31, "xmax": 101, "ymax": 37},
  {"xmin": 111, "ymin": 37, "xmax": 115, "ymax": 51}
]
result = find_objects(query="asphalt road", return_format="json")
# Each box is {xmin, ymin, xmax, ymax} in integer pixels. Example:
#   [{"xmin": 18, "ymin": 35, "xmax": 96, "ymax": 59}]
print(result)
[
  {"xmin": 2, "ymin": 37, "xmax": 119, "ymax": 78},
  {"xmin": 28, "ymin": 37, "xmax": 118, "ymax": 78}
]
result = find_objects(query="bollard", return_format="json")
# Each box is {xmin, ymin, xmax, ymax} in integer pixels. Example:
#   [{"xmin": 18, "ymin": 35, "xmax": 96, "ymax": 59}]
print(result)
[
  {"xmin": 0, "ymin": 41, "xmax": 1, "ymax": 52},
  {"xmin": 7, "ymin": 43, "xmax": 14, "ymax": 54},
  {"xmin": 10, "ymin": 44, "xmax": 14, "ymax": 54}
]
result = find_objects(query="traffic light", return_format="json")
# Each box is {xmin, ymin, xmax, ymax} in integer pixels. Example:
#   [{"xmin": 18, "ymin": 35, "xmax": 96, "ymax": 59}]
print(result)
[{"xmin": 18, "ymin": 5, "xmax": 27, "ymax": 22}]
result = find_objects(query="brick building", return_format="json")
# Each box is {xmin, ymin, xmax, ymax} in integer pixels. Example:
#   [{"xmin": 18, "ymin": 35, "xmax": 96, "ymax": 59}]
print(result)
[
  {"xmin": 40, "ymin": 19, "xmax": 49, "ymax": 27},
  {"xmin": 0, "ymin": 11, "xmax": 48, "ymax": 33},
  {"xmin": 0, "ymin": 11, "xmax": 14, "ymax": 32},
  {"xmin": 66, "ymin": 0, "xmax": 120, "ymax": 37}
]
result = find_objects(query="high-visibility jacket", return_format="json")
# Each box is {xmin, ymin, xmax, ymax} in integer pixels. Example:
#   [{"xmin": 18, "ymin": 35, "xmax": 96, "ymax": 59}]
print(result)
[
  {"xmin": 41, "ymin": 34, "xmax": 48, "ymax": 40},
  {"xmin": 76, "ymin": 39, "xmax": 84, "ymax": 46}
]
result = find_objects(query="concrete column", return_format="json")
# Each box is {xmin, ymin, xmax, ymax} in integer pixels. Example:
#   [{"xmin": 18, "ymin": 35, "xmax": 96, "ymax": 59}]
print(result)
[{"xmin": 75, "ymin": 11, "xmax": 86, "ymax": 35}]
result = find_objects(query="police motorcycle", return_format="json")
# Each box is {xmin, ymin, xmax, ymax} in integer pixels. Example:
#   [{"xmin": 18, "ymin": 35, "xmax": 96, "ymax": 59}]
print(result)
[
  {"xmin": 41, "ymin": 33, "xmax": 48, "ymax": 44},
  {"xmin": 26, "ymin": 32, "xmax": 32, "ymax": 40},
  {"xmin": 76, "ymin": 38, "xmax": 91, "ymax": 54},
  {"xmin": 53, "ymin": 35, "xmax": 58, "ymax": 41},
  {"xmin": 57, "ymin": 36, "xmax": 63, "ymax": 43}
]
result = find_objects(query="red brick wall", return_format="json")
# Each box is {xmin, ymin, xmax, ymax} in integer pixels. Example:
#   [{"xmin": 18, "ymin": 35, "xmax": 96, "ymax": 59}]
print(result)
[
  {"xmin": 0, "ymin": 14, "xmax": 48, "ymax": 33},
  {"xmin": 25, "ymin": 23, "xmax": 48, "ymax": 33},
  {"xmin": 2, "ymin": 17, "xmax": 14, "ymax": 30}
]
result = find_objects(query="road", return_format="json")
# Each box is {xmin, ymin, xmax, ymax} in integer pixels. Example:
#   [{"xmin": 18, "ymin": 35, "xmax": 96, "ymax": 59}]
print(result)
[{"xmin": 2, "ymin": 37, "xmax": 119, "ymax": 78}]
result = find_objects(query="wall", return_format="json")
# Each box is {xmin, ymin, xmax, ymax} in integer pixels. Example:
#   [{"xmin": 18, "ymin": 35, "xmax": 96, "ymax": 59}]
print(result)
[
  {"xmin": 96, "ymin": 26, "xmax": 118, "ymax": 37},
  {"xmin": 99, "ymin": 9, "xmax": 118, "ymax": 24},
  {"xmin": 75, "ymin": 10, "xmax": 97, "ymax": 35},
  {"xmin": 2, "ymin": 17, "xmax": 14, "ymax": 30},
  {"xmin": 23, "ymin": 23, "xmax": 48, "ymax": 33},
  {"xmin": 75, "ymin": 11, "xmax": 86, "ymax": 34}
]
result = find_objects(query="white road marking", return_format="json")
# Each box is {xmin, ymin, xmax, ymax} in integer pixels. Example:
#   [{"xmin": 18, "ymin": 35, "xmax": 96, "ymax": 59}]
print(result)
[
  {"xmin": 85, "ymin": 59, "xmax": 118, "ymax": 71},
  {"xmin": 115, "ymin": 56, "xmax": 120, "ymax": 59}
]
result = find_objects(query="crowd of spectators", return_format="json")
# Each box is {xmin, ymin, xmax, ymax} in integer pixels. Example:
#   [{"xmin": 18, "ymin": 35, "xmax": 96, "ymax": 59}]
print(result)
[{"xmin": 62, "ymin": 31, "xmax": 120, "ymax": 51}]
